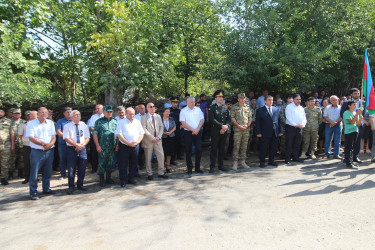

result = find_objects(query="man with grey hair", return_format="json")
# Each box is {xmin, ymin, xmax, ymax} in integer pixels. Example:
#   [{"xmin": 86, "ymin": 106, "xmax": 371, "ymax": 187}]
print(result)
[
  {"xmin": 63, "ymin": 110, "xmax": 90, "ymax": 194},
  {"xmin": 26, "ymin": 107, "xmax": 57, "ymax": 200},
  {"xmin": 56, "ymin": 107, "xmax": 72, "ymax": 179},
  {"xmin": 180, "ymin": 96, "xmax": 204, "ymax": 175},
  {"xmin": 323, "ymin": 95, "xmax": 342, "ymax": 159},
  {"xmin": 116, "ymin": 107, "xmax": 144, "ymax": 187}
]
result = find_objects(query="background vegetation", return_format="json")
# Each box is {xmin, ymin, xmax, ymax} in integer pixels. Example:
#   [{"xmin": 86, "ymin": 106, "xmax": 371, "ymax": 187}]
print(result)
[{"xmin": 1, "ymin": 0, "xmax": 375, "ymax": 108}]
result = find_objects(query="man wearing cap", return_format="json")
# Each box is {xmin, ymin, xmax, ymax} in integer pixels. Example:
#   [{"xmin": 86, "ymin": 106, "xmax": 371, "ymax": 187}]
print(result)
[
  {"xmin": 63, "ymin": 110, "xmax": 90, "ymax": 194},
  {"xmin": 88, "ymin": 104, "xmax": 104, "ymax": 173},
  {"xmin": 209, "ymin": 90, "xmax": 231, "ymax": 173},
  {"xmin": 170, "ymin": 97, "xmax": 183, "ymax": 163},
  {"xmin": 56, "ymin": 107, "xmax": 73, "ymax": 179},
  {"xmin": 300, "ymin": 97, "xmax": 322, "ymax": 159},
  {"xmin": 9, "ymin": 108, "xmax": 26, "ymax": 179},
  {"xmin": 141, "ymin": 103, "xmax": 167, "ymax": 180},
  {"xmin": 231, "ymin": 93, "xmax": 252, "ymax": 170},
  {"xmin": 0, "ymin": 107, "xmax": 15, "ymax": 185},
  {"xmin": 93, "ymin": 105, "xmax": 117, "ymax": 187},
  {"xmin": 18, "ymin": 110, "xmax": 37, "ymax": 184},
  {"xmin": 285, "ymin": 94, "xmax": 307, "ymax": 164},
  {"xmin": 26, "ymin": 107, "xmax": 57, "ymax": 200}
]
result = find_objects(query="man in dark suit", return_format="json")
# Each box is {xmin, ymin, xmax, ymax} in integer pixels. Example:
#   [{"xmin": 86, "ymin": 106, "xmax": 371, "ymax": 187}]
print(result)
[{"xmin": 256, "ymin": 95, "xmax": 283, "ymax": 168}]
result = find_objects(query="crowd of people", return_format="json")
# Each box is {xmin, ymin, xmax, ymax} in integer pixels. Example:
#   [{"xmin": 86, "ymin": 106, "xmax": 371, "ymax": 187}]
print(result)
[{"xmin": 0, "ymin": 87, "xmax": 374, "ymax": 200}]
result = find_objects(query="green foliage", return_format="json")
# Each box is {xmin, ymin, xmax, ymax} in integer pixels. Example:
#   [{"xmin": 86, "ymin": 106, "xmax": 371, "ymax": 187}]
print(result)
[{"xmin": 0, "ymin": 23, "xmax": 53, "ymax": 106}]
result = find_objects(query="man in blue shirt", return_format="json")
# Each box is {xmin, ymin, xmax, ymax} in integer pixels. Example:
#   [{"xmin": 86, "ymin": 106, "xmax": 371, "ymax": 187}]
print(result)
[{"xmin": 56, "ymin": 107, "xmax": 72, "ymax": 179}]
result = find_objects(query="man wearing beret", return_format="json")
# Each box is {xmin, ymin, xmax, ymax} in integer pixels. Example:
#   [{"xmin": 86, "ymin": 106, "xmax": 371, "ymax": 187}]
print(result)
[
  {"xmin": 209, "ymin": 90, "xmax": 231, "ymax": 173},
  {"xmin": 230, "ymin": 93, "xmax": 252, "ymax": 170},
  {"xmin": 93, "ymin": 105, "xmax": 117, "ymax": 187}
]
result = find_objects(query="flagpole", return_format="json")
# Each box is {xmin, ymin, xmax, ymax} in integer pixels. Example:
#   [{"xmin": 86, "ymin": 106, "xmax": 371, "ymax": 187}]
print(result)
[{"xmin": 361, "ymin": 78, "xmax": 364, "ymax": 108}]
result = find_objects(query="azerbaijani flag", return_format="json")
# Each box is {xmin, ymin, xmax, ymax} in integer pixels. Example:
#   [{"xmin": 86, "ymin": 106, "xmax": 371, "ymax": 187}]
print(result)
[{"xmin": 363, "ymin": 49, "xmax": 375, "ymax": 115}]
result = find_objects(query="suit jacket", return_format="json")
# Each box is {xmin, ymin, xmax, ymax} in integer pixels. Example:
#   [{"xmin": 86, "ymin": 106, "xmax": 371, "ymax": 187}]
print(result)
[
  {"xmin": 256, "ymin": 106, "xmax": 283, "ymax": 138},
  {"xmin": 141, "ymin": 113, "xmax": 164, "ymax": 149},
  {"xmin": 161, "ymin": 117, "xmax": 176, "ymax": 138}
]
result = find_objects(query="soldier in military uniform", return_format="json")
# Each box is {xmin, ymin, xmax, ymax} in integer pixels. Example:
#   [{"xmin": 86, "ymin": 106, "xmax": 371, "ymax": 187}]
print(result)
[
  {"xmin": 209, "ymin": 90, "xmax": 231, "ymax": 173},
  {"xmin": 93, "ymin": 105, "xmax": 118, "ymax": 187},
  {"xmin": 279, "ymin": 96, "xmax": 293, "ymax": 157},
  {"xmin": 300, "ymin": 97, "xmax": 322, "ymax": 159},
  {"xmin": 247, "ymin": 98, "xmax": 259, "ymax": 154},
  {"xmin": 230, "ymin": 93, "xmax": 252, "ymax": 170},
  {"xmin": 0, "ymin": 108, "xmax": 15, "ymax": 185},
  {"xmin": 9, "ymin": 108, "xmax": 26, "ymax": 179}
]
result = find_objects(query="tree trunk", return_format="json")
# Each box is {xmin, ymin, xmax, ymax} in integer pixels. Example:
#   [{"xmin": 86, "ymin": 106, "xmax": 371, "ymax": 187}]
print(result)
[
  {"xmin": 70, "ymin": 74, "xmax": 76, "ymax": 104},
  {"xmin": 81, "ymin": 82, "xmax": 88, "ymax": 104},
  {"xmin": 105, "ymin": 84, "xmax": 118, "ymax": 109}
]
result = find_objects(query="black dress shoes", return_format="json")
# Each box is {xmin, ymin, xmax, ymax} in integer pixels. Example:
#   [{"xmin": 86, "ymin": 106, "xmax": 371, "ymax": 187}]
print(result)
[
  {"xmin": 195, "ymin": 169, "xmax": 204, "ymax": 174},
  {"xmin": 292, "ymin": 158, "xmax": 303, "ymax": 163},
  {"xmin": 218, "ymin": 167, "xmax": 229, "ymax": 172},
  {"xmin": 67, "ymin": 188, "xmax": 74, "ymax": 195},
  {"xmin": 158, "ymin": 174, "xmax": 169, "ymax": 179},
  {"xmin": 147, "ymin": 175, "xmax": 154, "ymax": 181},
  {"xmin": 268, "ymin": 162, "xmax": 278, "ymax": 166},
  {"xmin": 209, "ymin": 168, "xmax": 215, "ymax": 173},
  {"xmin": 353, "ymin": 157, "xmax": 362, "ymax": 163},
  {"xmin": 120, "ymin": 183, "xmax": 126, "ymax": 188},
  {"xmin": 77, "ymin": 186, "xmax": 87, "ymax": 191},
  {"xmin": 259, "ymin": 163, "xmax": 266, "ymax": 168},
  {"xmin": 346, "ymin": 163, "xmax": 358, "ymax": 169},
  {"xmin": 22, "ymin": 179, "xmax": 29, "ymax": 184},
  {"xmin": 284, "ymin": 161, "xmax": 290, "ymax": 165},
  {"xmin": 127, "ymin": 179, "xmax": 137, "ymax": 185}
]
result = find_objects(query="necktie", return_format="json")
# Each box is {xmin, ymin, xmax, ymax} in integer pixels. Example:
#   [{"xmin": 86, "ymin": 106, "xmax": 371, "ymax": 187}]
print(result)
[
  {"xmin": 268, "ymin": 107, "xmax": 272, "ymax": 117},
  {"xmin": 75, "ymin": 124, "xmax": 80, "ymax": 143},
  {"xmin": 152, "ymin": 115, "xmax": 156, "ymax": 137}
]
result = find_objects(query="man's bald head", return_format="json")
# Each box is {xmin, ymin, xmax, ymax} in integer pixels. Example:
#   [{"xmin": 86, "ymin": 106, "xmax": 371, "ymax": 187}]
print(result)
[{"xmin": 126, "ymin": 107, "xmax": 135, "ymax": 121}]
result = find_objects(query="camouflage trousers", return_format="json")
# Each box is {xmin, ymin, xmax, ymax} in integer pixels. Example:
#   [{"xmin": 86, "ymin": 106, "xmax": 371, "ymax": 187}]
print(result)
[
  {"xmin": 0, "ymin": 145, "xmax": 11, "ymax": 179},
  {"xmin": 98, "ymin": 148, "xmax": 115, "ymax": 175},
  {"xmin": 302, "ymin": 128, "xmax": 319, "ymax": 153},
  {"xmin": 233, "ymin": 127, "xmax": 250, "ymax": 161},
  {"xmin": 9, "ymin": 145, "xmax": 24, "ymax": 171}
]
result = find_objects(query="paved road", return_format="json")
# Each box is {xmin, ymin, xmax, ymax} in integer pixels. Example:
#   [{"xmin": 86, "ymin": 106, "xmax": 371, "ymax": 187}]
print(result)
[{"xmin": 1, "ymin": 152, "xmax": 375, "ymax": 249}]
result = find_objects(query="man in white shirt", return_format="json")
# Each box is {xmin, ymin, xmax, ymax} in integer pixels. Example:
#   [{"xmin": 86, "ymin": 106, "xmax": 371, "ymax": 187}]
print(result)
[
  {"xmin": 26, "ymin": 107, "xmax": 57, "ymax": 200},
  {"xmin": 141, "ymin": 103, "xmax": 167, "ymax": 180},
  {"xmin": 180, "ymin": 97, "xmax": 204, "ymax": 175},
  {"xmin": 63, "ymin": 110, "xmax": 90, "ymax": 194},
  {"xmin": 116, "ymin": 107, "xmax": 144, "ymax": 187},
  {"xmin": 285, "ymin": 94, "xmax": 307, "ymax": 164},
  {"xmin": 88, "ymin": 104, "xmax": 103, "ymax": 173}
]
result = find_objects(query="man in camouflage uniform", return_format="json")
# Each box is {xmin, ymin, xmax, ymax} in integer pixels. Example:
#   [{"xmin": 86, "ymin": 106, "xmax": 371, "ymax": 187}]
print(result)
[
  {"xmin": 279, "ymin": 96, "xmax": 294, "ymax": 157},
  {"xmin": 247, "ymin": 98, "xmax": 259, "ymax": 154},
  {"xmin": 9, "ymin": 108, "xmax": 26, "ymax": 179},
  {"xmin": 209, "ymin": 90, "xmax": 231, "ymax": 173},
  {"xmin": 300, "ymin": 97, "xmax": 322, "ymax": 159},
  {"xmin": 231, "ymin": 93, "xmax": 252, "ymax": 170},
  {"xmin": 93, "ymin": 105, "xmax": 117, "ymax": 187},
  {"xmin": 0, "ymin": 107, "xmax": 15, "ymax": 185}
]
